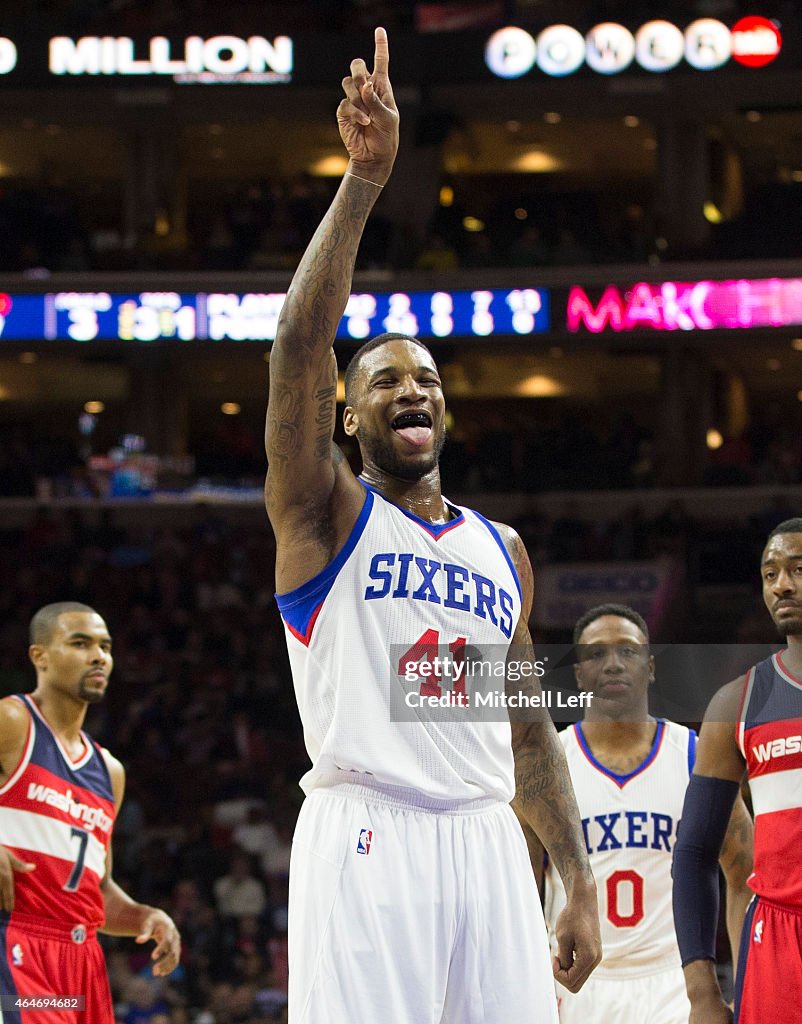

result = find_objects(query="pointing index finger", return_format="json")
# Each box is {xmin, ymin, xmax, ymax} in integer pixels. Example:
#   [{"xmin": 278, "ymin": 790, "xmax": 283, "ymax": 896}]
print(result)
[{"xmin": 373, "ymin": 26, "xmax": 389, "ymax": 78}]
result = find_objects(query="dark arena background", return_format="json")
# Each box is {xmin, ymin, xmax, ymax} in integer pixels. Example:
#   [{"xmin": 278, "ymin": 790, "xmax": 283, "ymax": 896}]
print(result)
[{"xmin": 0, "ymin": 1, "xmax": 800, "ymax": 1020}]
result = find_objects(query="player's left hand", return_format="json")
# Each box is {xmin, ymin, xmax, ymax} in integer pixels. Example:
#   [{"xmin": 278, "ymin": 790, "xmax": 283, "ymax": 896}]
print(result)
[
  {"xmin": 336, "ymin": 26, "xmax": 399, "ymax": 180},
  {"xmin": 135, "ymin": 909, "xmax": 182, "ymax": 977},
  {"xmin": 552, "ymin": 884, "xmax": 602, "ymax": 993}
]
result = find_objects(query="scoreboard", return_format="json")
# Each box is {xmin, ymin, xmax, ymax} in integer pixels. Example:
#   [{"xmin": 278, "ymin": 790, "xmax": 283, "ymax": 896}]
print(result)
[
  {"xmin": 3, "ymin": 276, "xmax": 801, "ymax": 343},
  {"xmin": 0, "ymin": 288, "xmax": 550, "ymax": 343}
]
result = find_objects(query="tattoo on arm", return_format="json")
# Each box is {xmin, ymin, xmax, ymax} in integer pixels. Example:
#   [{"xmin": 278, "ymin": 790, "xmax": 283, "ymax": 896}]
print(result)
[
  {"xmin": 720, "ymin": 798, "xmax": 754, "ymax": 882},
  {"xmin": 515, "ymin": 808, "xmax": 547, "ymax": 894},
  {"xmin": 266, "ymin": 384, "xmax": 304, "ymax": 468},
  {"xmin": 720, "ymin": 794, "xmax": 754, "ymax": 971},
  {"xmin": 313, "ymin": 378, "xmax": 337, "ymax": 463},
  {"xmin": 506, "ymin": 612, "xmax": 591, "ymax": 891},
  {"xmin": 512, "ymin": 723, "xmax": 592, "ymax": 890},
  {"xmin": 276, "ymin": 179, "xmax": 382, "ymax": 363},
  {"xmin": 266, "ymin": 179, "xmax": 380, "ymax": 515}
]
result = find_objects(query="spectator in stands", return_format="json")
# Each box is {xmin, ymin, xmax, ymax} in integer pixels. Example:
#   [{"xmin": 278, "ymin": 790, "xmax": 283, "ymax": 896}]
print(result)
[
  {"xmin": 121, "ymin": 977, "xmax": 172, "ymax": 1024},
  {"xmin": 232, "ymin": 804, "xmax": 279, "ymax": 858},
  {"xmin": 213, "ymin": 851, "xmax": 268, "ymax": 921}
]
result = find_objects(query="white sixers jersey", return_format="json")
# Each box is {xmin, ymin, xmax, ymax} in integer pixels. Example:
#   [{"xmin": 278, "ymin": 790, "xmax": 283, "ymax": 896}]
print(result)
[
  {"xmin": 275, "ymin": 482, "xmax": 522, "ymax": 804},
  {"xmin": 544, "ymin": 720, "xmax": 696, "ymax": 977}
]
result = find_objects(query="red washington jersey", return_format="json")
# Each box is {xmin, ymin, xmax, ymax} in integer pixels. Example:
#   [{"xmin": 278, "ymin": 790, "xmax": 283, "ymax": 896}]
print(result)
[
  {"xmin": 737, "ymin": 652, "xmax": 802, "ymax": 907},
  {"xmin": 0, "ymin": 695, "xmax": 116, "ymax": 926}
]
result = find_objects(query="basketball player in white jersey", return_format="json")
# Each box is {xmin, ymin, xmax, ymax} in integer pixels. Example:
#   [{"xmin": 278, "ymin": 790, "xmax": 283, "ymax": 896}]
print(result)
[
  {"xmin": 526, "ymin": 604, "xmax": 753, "ymax": 1024},
  {"xmin": 264, "ymin": 27, "xmax": 601, "ymax": 1024}
]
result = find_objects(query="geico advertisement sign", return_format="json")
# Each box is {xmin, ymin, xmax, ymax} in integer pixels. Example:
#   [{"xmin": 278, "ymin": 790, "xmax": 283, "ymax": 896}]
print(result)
[
  {"xmin": 485, "ymin": 16, "xmax": 781, "ymax": 78},
  {"xmin": 46, "ymin": 35, "xmax": 293, "ymax": 82},
  {"xmin": 532, "ymin": 562, "xmax": 669, "ymax": 630}
]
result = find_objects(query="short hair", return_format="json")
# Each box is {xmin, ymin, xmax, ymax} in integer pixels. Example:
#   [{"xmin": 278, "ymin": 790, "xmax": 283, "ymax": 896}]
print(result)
[
  {"xmin": 573, "ymin": 603, "xmax": 650, "ymax": 646},
  {"xmin": 29, "ymin": 602, "xmax": 99, "ymax": 646},
  {"xmin": 343, "ymin": 333, "xmax": 434, "ymax": 406},
  {"xmin": 766, "ymin": 518, "xmax": 802, "ymax": 543}
]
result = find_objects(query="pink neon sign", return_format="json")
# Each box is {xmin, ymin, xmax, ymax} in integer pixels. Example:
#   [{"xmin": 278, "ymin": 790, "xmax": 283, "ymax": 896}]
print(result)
[{"xmin": 566, "ymin": 278, "xmax": 802, "ymax": 333}]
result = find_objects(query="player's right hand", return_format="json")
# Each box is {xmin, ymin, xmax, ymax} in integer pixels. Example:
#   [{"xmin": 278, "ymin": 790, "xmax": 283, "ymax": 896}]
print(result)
[
  {"xmin": 552, "ymin": 882, "xmax": 602, "ymax": 993},
  {"xmin": 0, "ymin": 846, "xmax": 35, "ymax": 911},
  {"xmin": 336, "ymin": 26, "xmax": 399, "ymax": 181}
]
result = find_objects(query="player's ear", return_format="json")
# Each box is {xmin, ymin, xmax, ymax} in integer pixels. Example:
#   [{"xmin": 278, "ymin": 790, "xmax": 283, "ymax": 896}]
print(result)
[
  {"xmin": 647, "ymin": 654, "xmax": 656, "ymax": 685},
  {"xmin": 573, "ymin": 660, "xmax": 585, "ymax": 689},
  {"xmin": 29, "ymin": 644, "xmax": 46, "ymax": 672},
  {"xmin": 343, "ymin": 406, "xmax": 359, "ymax": 436}
]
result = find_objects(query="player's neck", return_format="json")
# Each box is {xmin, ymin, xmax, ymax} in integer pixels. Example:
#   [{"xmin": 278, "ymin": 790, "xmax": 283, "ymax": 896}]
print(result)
[
  {"xmin": 30, "ymin": 689, "xmax": 88, "ymax": 747},
  {"xmin": 360, "ymin": 466, "xmax": 452, "ymax": 524},
  {"xmin": 580, "ymin": 716, "xmax": 656, "ymax": 750},
  {"xmin": 578, "ymin": 718, "xmax": 658, "ymax": 775}
]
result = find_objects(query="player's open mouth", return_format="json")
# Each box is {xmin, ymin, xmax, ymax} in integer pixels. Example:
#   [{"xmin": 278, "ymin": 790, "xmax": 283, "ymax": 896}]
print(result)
[{"xmin": 392, "ymin": 411, "xmax": 433, "ymax": 446}]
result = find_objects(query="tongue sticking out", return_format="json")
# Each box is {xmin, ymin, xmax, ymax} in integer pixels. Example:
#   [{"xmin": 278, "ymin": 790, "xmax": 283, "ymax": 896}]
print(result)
[{"xmin": 395, "ymin": 426, "xmax": 432, "ymax": 446}]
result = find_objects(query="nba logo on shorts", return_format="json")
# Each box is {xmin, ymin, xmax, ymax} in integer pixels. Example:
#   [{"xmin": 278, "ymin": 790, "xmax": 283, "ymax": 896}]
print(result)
[
  {"xmin": 71, "ymin": 925, "xmax": 87, "ymax": 944},
  {"xmin": 11, "ymin": 944, "xmax": 23, "ymax": 966},
  {"xmin": 754, "ymin": 919, "xmax": 763, "ymax": 944},
  {"xmin": 356, "ymin": 829, "xmax": 372, "ymax": 855}
]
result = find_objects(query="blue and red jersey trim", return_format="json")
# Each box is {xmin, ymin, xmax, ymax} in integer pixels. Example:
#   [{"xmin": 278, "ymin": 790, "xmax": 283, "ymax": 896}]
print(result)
[
  {"xmin": 774, "ymin": 650, "xmax": 802, "ymax": 691},
  {"xmin": 471, "ymin": 510, "xmax": 522, "ymax": 603},
  {"xmin": 687, "ymin": 727, "xmax": 697, "ymax": 776},
  {"xmin": 275, "ymin": 487, "xmax": 374, "ymax": 646},
  {"xmin": 574, "ymin": 719, "xmax": 666, "ymax": 788},
  {"xmin": 359, "ymin": 479, "xmax": 465, "ymax": 540},
  {"xmin": 15, "ymin": 696, "xmax": 114, "ymax": 803},
  {"xmin": 733, "ymin": 896, "xmax": 759, "ymax": 1022}
]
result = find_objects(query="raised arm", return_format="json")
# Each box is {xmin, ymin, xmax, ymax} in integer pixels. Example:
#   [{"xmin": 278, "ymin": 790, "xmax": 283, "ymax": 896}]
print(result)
[
  {"xmin": 673, "ymin": 678, "xmax": 748, "ymax": 1024},
  {"xmin": 498, "ymin": 524, "xmax": 601, "ymax": 993},
  {"xmin": 265, "ymin": 28, "xmax": 399, "ymax": 579}
]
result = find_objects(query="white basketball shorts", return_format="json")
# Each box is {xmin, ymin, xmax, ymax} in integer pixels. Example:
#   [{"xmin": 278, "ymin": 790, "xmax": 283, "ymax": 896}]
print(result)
[
  {"xmin": 556, "ymin": 962, "xmax": 691, "ymax": 1024},
  {"xmin": 288, "ymin": 781, "xmax": 557, "ymax": 1024}
]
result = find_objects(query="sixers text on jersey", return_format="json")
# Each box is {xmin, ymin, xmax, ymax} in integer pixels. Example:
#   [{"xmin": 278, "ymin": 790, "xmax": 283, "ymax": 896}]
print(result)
[{"xmin": 364, "ymin": 553, "xmax": 515, "ymax": 639}]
